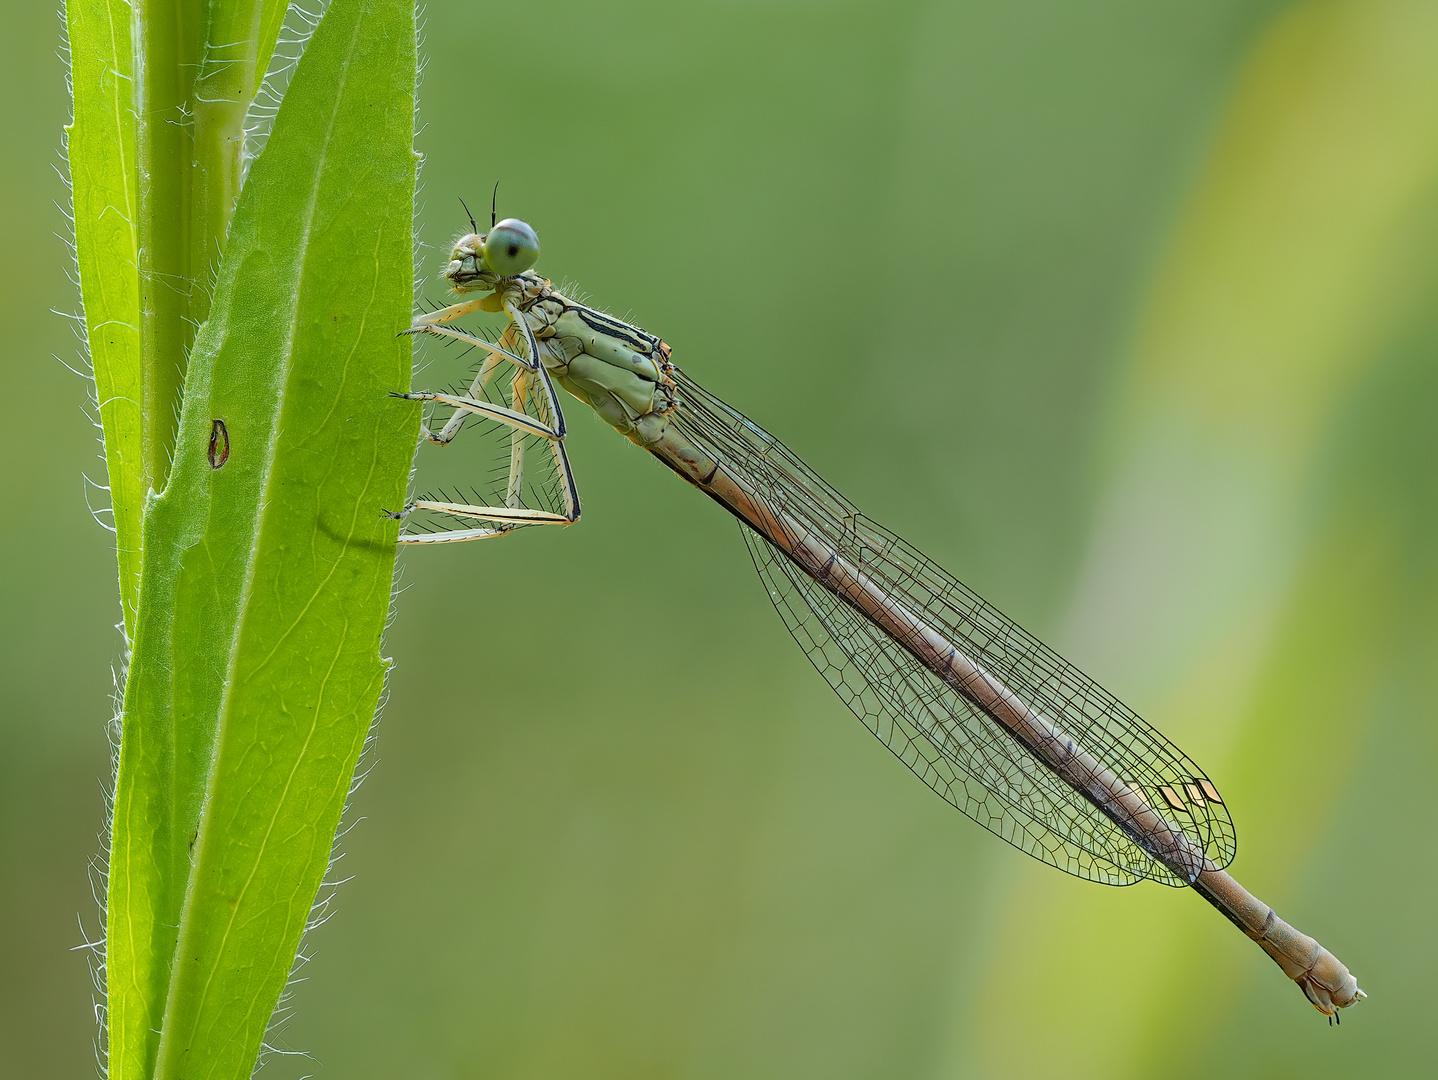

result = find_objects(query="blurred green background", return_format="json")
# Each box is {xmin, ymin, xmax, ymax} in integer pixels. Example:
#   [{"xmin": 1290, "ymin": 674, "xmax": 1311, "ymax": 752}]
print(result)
[{"xmin": 4, "ymin": 0, "xmax": 1436, "ymax": 1075}]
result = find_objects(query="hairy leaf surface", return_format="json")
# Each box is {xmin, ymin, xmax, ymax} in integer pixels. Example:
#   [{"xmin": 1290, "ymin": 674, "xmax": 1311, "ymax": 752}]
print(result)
[{"xmin": 105, "ymin": 0, "xmax": 418, "ymax": 1074}]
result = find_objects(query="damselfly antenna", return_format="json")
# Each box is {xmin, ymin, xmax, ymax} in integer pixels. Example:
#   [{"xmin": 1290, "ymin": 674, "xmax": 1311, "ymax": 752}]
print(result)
[
  {"xmin": 491, "ymin": 181, "xmax": 500, "ymax": 228},
  {"xmin": 458, "ymin": 197, "xmax": 478, "ymax": 234}
]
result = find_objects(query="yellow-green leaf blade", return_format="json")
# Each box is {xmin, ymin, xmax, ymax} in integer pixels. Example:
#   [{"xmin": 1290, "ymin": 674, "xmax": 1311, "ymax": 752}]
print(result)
[
  {"xmin": 105, "ymin": 0, "xmax": 418, "ymax": 1075},
  {"xmin": 65, "ymin": 0, "xmax": 144, "ymax": 633}
]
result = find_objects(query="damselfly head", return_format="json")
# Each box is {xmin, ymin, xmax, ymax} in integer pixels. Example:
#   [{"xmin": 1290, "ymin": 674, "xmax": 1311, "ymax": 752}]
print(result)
[
  {"xmin": 443, "ymin": 234, "xmax": 489, "ymax": 290},
  {"xmin": 443, "ymin": 218, "xmax": 541, "ymax": 291}
]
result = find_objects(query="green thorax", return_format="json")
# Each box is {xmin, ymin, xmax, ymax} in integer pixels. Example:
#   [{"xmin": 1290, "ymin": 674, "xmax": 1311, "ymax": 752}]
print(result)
[{"xmin": 503, "ymin": 272, "xmax": 676, "ymax": 437}]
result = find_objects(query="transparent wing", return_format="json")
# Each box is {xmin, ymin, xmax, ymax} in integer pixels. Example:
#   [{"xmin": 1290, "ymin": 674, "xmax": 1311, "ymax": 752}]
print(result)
[
  {"xmin": 404, "ymin": 324, "xmax": 572, "ymax": 538},
  {"xmin": 672, "ymin": 368, "xmax": 1236, "ymax": 887}
]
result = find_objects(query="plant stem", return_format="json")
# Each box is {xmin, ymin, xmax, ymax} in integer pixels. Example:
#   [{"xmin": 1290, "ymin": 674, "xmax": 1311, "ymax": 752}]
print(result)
[{"xmin": 134, "ymin": 0, "xmax": 201, "ymax": 493}]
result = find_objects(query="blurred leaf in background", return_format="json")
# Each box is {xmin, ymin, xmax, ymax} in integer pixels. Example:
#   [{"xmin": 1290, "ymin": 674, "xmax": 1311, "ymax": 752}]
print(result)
[
  {"xmin": 968, "ymin": 1, "xmax": 1438, "ymax": 1075},
  {"xmin": 3, "ymin": 0, "xmax": 1432, "ymax": 1077}
]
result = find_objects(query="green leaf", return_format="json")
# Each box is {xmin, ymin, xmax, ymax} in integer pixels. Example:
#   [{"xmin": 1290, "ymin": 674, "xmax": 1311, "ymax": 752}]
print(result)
[
  {"xmin": 104, "ymin": 0, "xmax": 418, "ymax": 1074},
  {"xmin": 65, "ymin": 0, "xmax": 144, "ymax": 632},
  {"xmin": 133, "ymin": 0, "xmax": 292, "ymax": 498},
  {"xmin": 66, "ymin": 0, "xmax": 290, "ymax": 637},
  {"xmin": 187, "ymin": 0, "xmax": 293, "ymax": 329}
]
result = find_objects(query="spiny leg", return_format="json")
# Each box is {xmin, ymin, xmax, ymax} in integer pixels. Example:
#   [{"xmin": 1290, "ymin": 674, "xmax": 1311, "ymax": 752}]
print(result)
[
  {"xmin": 406, "ymin": 321, "xmax": 544, "ymax": 446},
  {"xmin": 504, "ymin": 296, "xmax": 565, "ymax": 438},
  {"xmin": 493, "ymin": 346, "xmax": 578, "ymax": 522},
  {"xmin": 500, "ymin": 305, "xmax": 579, "ymax": 519},
  {"xmin": 506, "ymin": 364, "xmax": 533, "ymax": 511},
  {"xmin": 406, "ymin": 320, "xmax": 531, "ymax": 364},
  {"xmin": 409, "ymin": 294, "xmax": 495, "ymax": 329},
  {"xmin": 390, "ymin": 437, "xmax": 580, "ymax": 543},
  {"xmin": 424, "ymin": 335, "xmax": 509, "ymax": 445},
  {"xmin": 395, "ymin": 318, "xmax": 580, "ymax": 544}
]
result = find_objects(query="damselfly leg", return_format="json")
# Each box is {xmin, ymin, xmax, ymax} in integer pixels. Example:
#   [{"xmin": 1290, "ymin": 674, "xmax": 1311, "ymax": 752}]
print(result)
[{"xmin": 394, "ymin": 311, "xmax": 580, "ymax": 544}]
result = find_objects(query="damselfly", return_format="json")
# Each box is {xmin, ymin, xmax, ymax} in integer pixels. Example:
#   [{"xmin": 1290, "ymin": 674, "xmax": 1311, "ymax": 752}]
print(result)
[{"xmin": 391, "ymin": 212, "xmax": 1364, "ymax": 1019}]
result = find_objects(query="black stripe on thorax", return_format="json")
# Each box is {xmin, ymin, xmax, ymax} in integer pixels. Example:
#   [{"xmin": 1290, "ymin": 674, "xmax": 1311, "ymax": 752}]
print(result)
[{"xmin": 561, "ymin": 298, "xmax": 661, "ymax": 354}]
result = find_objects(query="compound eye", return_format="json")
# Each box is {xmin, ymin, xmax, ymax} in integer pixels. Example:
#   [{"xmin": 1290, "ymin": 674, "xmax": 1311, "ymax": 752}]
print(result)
[{"xmin": 482, "ymin": 218, "xmax": 540, "ymax": 276}]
